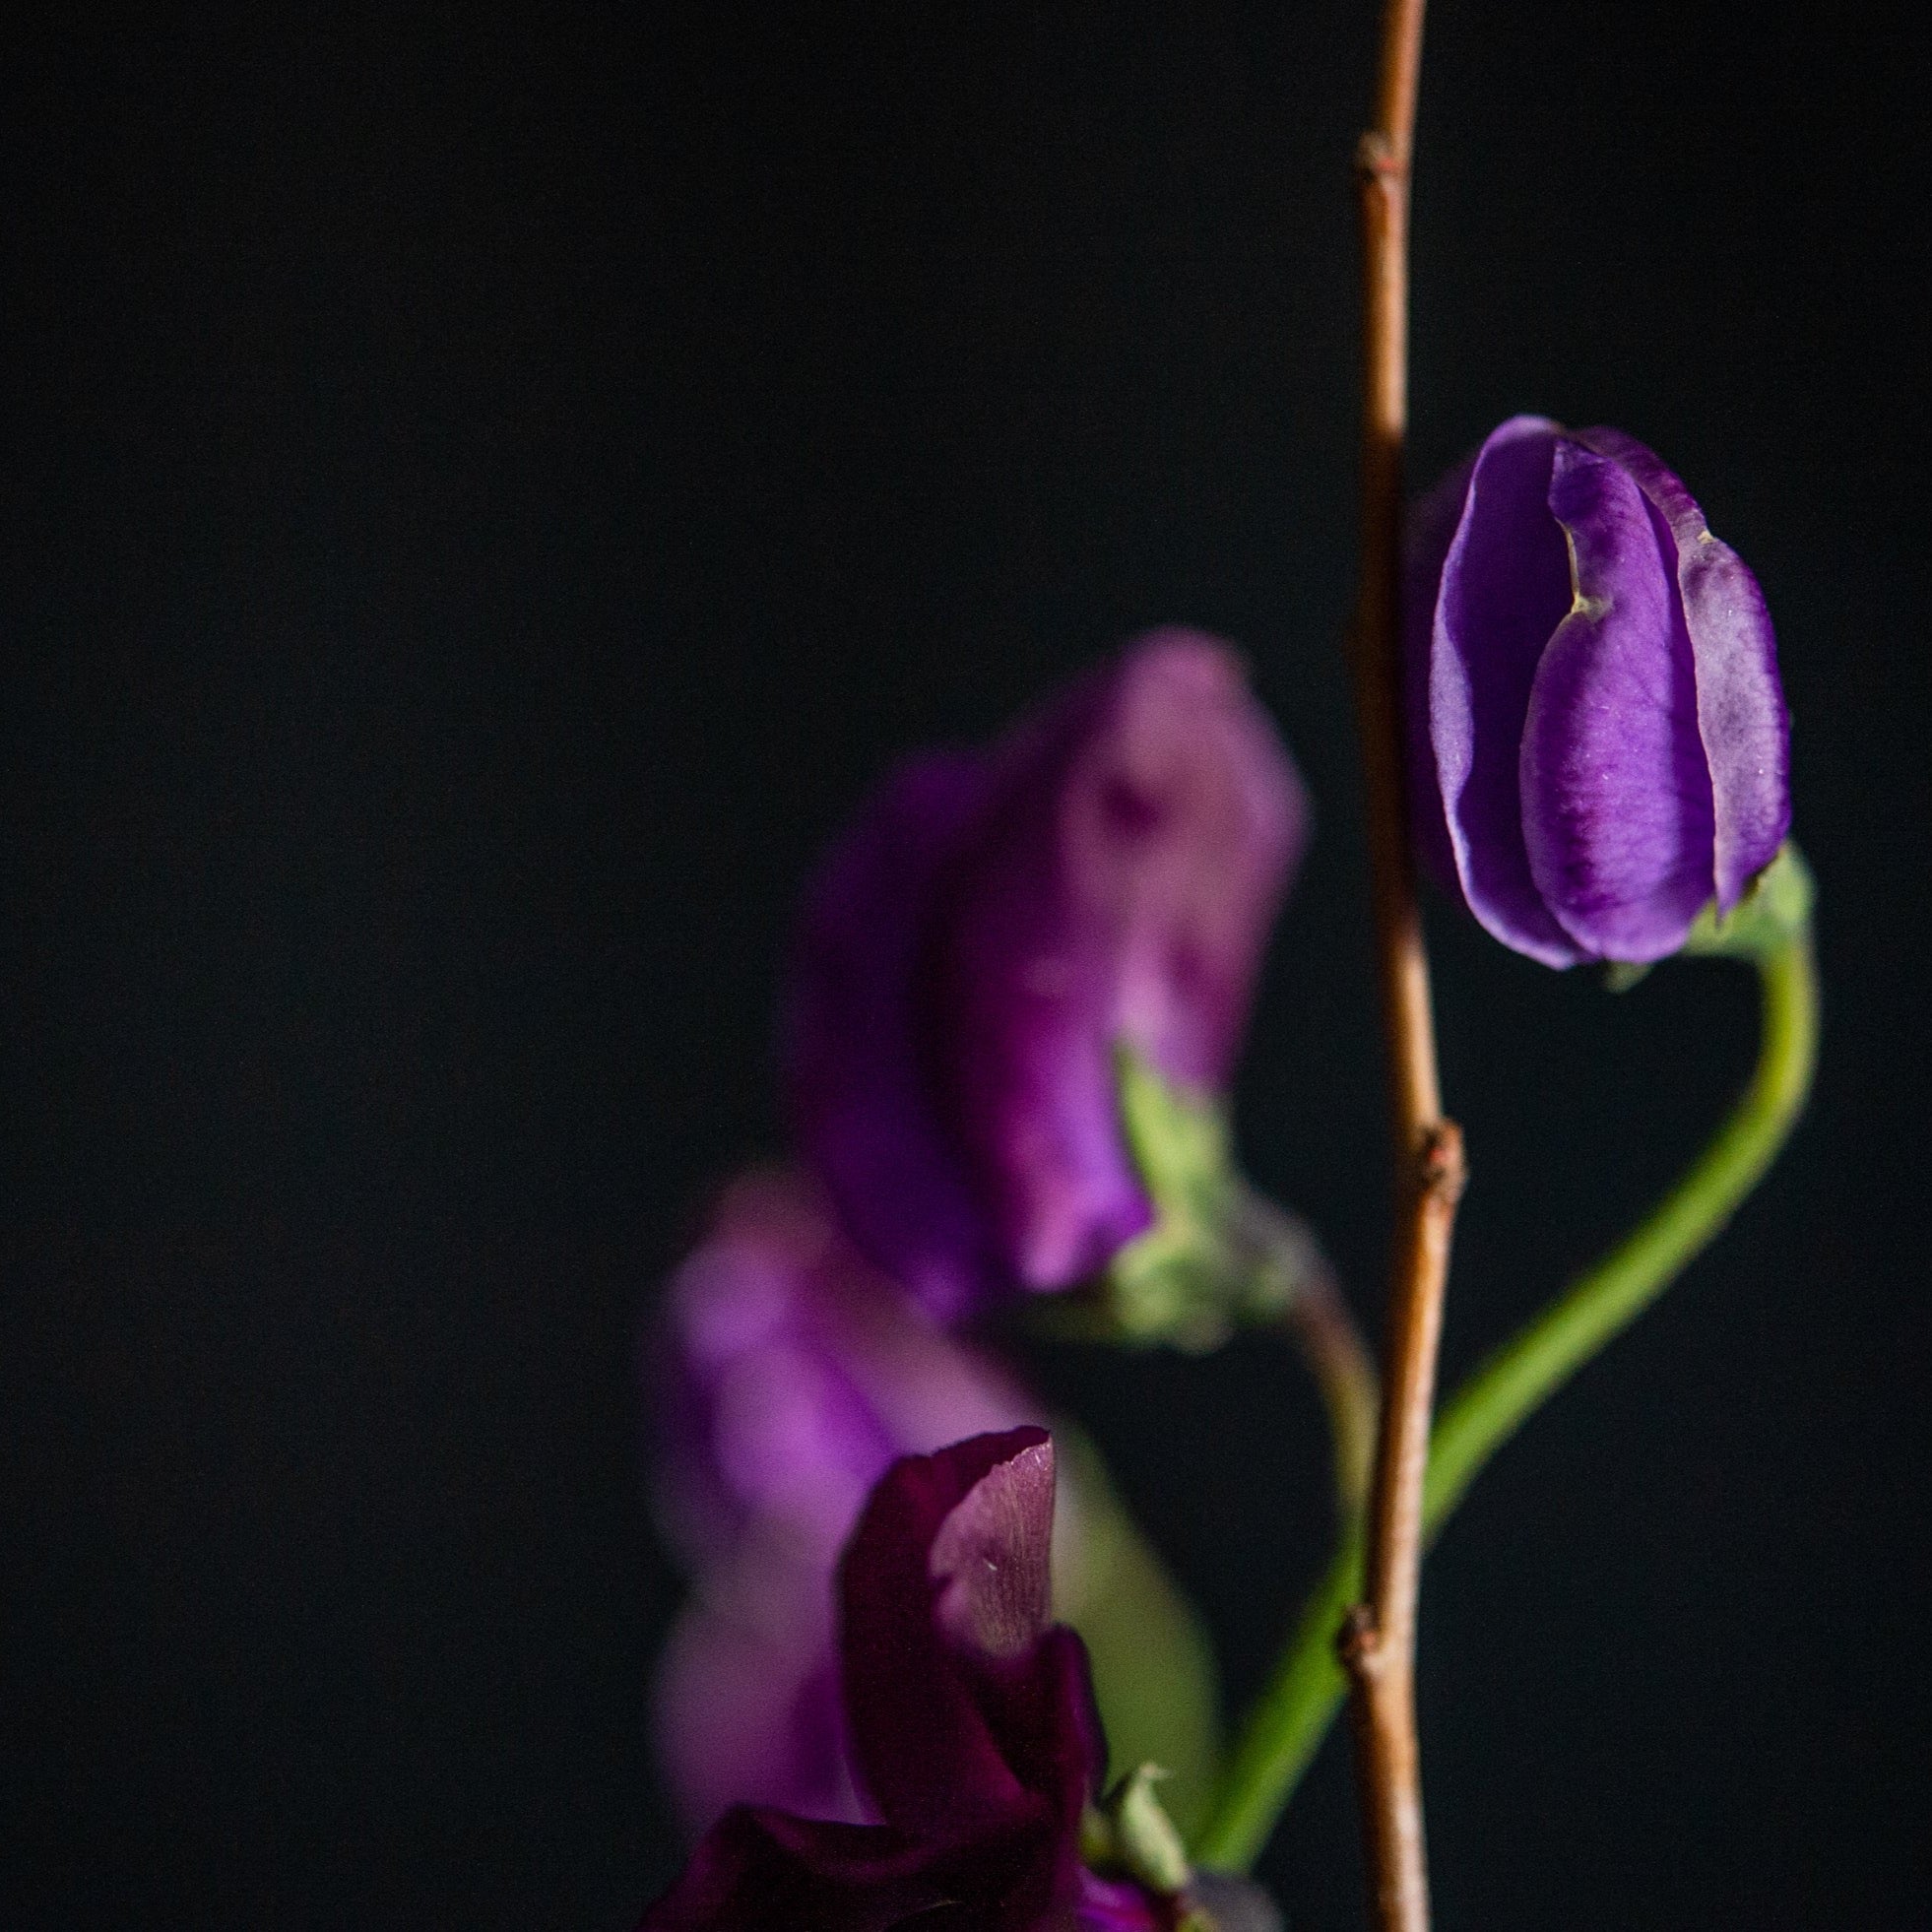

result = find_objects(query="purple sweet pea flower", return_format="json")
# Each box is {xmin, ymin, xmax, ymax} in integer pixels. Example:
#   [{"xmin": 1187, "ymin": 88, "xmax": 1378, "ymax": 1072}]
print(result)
[
  {"xmin": 640, "ymin": 1429, "xmax": 1275, "ymax": 1932},
  {"xmin": 650, "ymin": 1171, "xmax": 1043, "ymax": 1835},
  {"xmin": 1405, "ymin": 417, "xmax": 1790, "ymax": 966},
  {"xmin": 787, "ymin": 631, "xmax": 1309, "ymax": 1321}
]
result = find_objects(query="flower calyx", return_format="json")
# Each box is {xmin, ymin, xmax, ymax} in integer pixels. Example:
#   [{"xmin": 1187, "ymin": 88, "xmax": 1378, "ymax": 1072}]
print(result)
[
  {"xmin": 1682, "ymin": 840, "xmax": 1814, "ymax": 963},
  {"xmin": 1032, "ymin": 1046, "xmax": 1329, "ymax": 1355},
  {"xmin": 1605, "ymin": 840, "xmax": 1815, "ymax": 991},
  {"xmin": 1083, "ymin": 1766, "xmax": 1274, "ymax": 1932}
]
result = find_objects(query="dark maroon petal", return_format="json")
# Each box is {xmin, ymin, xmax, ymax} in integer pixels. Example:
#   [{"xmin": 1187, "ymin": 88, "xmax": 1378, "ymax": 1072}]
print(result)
[
  {"xmin": 787, "ymin": 754, "xmax": 1004, "ymax": 1321},
  {"xmin": 838, "ymin": 1425, "xmax": 1108, "ymax": 1889},
  {"xmin": 1071, "ymin": 1868, "xmax": 1283, "ymax": 1932},
  {"xmin": 1522, "ymin": 440, "xmax": 1717, "ymax": 960},
  {"xmin": 1574, "ymin": 426, "xmax": 1791, "ymax": 910},
  {"xmin": 1426, "ymin": 417, "xmax": 1587, "ymax": 966},
  {"xmin": 975, "ymin": 1624, "xmax": 1110, "ymax": 1872},
  {"xmin": 650, "ymin": 1429, "xmax": 1117, "ymax": 1932},
  {"xmin": 936, "ymin": 633, "xmax": 1306, "ymax": 1289},
  {"xmin": 840, "ymin": 1429, "xmax": 1059, "ymax": 1838},
  {"xmin": 637, "ymin": 1806, "xmax": 953, "ymax": 1932}
]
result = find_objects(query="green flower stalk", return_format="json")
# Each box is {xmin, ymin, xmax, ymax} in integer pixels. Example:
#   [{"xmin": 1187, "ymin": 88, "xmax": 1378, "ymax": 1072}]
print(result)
[{"xmin": 1195, "ymin": 857, "xmax": 1818, "ymax": 1872}]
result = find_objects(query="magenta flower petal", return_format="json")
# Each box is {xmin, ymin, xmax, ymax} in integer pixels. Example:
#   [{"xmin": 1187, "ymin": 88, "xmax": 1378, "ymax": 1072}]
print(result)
[
  {"xmin": 652, "ymin": 1587, "xmax": 860, "ymax": 1836},
  {"xmin": 789, "ymin": 631, "xmax": 1308, "ymax": 1315},
  {"xmin": 1187, "ymin": 1875, "xmax": 1285, "ymax": 1932},
  {"xmin": 1075, "ymin": 1869, "xmax": 1174, "ymax": 1929},
  {"xmin": 937, "ymin": 636, "xmax": 1306, "ymax": 1290},
  {"xmin": 1406, "ymin": 418, "xmax": 1791, "ymax": 965},
  {"xmin": 649, "ymin": 1172, "xmax": 1041, "ymax": 1835}
]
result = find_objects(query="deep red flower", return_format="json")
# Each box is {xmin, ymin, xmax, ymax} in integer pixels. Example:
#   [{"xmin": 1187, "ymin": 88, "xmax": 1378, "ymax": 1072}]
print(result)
[{"xmin": 639, "ymin": 1429, "xmax": 1270, "ymax": 1931}]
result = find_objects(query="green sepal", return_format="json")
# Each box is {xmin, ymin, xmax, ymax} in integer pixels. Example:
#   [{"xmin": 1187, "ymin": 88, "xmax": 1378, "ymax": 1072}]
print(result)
[
  {"xmin": 1085, "ymin": 1763, "xmax": 1193, "ymax": 1900},
  {"xmin": 1107, "ymin": 1046, "xmax": 1242, "ymax": 1347},
  {"xmin": 1683, "ymin": 840, "xmax": 1815, "ymax": 962},
  {"xmin": 1097, "ymin": 1763, "xmax": 1191, "ymax": 1895},
  {"xmin": 1084, "ymin": 1764, "xmax": 1250, "ymax": 1927},
  {"xmin": 1115, "ymin": 1042, "xmax": 1235, "ymax": 1227},
  {"xmin": 1033, "ymin": 1046, "xmax": 1323, "ymax": 1352}
]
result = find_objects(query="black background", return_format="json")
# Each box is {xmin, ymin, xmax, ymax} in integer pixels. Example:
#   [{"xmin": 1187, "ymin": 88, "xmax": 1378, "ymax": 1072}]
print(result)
[{"xmin": 6, "ymin": 5, "xmax": 1929, "ymax": 1926}]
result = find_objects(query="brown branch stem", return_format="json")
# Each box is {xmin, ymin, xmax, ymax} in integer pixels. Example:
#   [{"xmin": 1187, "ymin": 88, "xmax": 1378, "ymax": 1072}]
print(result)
[{"xmin": 1337, "ymin": 4, "xmax": 1465, "ymax": 1931}]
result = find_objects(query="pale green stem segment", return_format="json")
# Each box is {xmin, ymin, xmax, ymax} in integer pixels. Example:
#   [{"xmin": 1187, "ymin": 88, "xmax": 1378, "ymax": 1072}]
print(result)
[{"xmin": 1192, "ymin": 931, "xmax": 1820, "ymax": 1873}]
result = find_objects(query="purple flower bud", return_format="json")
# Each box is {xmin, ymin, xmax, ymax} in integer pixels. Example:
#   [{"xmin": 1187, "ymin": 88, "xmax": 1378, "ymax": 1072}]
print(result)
[
  {"xmin": 1405, "ymin": 417, "xmax": 1790, "ymax": 966},
  {"xmin": 641, "ymin": 1429, "xmax": 1276, "ymax": 1932},
  {"xmin": 649, "ymin": 1171, "xmax": 1041, "ymax": 1835},
  {"xmin": 787, "ymin": 631, "xmax": 1309, "ymax": 1320}
]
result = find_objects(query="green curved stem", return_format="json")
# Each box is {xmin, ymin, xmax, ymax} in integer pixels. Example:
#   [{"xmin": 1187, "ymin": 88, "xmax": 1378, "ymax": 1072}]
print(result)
[{"xmin": 1192, "ymin": 932, "xmax": 1819, "ymax": 1872}]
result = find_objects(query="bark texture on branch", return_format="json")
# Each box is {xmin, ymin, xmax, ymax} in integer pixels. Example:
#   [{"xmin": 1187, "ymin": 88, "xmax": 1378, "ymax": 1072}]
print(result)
[{"xmin": 1338, "ymin": 4, "xmax": 1464, "ymax": 1930}]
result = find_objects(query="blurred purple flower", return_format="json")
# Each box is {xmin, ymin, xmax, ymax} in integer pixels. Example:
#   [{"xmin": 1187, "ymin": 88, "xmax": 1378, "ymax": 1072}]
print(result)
[
  {"xmin": 650, "ymin": 1170, "xmax": 1041, "ymax": 1835},
  {"xmin": 1405, "ymin": 416, "xmax": 1790, "ymax": 966},
  {"xmin": 642, "ymin": 1429, "xmax": 1271, "ymax": 1932},
  {"xmin": 787, "ymin": 630, "xmax": 1309, "ymax": 1321}
]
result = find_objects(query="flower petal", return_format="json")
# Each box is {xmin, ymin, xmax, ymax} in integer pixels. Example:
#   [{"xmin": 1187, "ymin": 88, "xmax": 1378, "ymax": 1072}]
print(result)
[
  {"xmin": 652, "ymin": 1595, "xmax": 862, "ymax": 1835},
  {"xmin": 839, "ymin": 1429, "xmax": 1077, "ymax": 1840},
  {"xmin": 651, "ymin": 1430, "xmax": 1122, "ymax": 1931},
  {"xmin": 1075, "ymin": 1868, "xmax": 1170, "ymax": 1929},
  {"xmin": 929, "ymin": 1433, "xmax": 1056, "ymax": 1660},
  {"xmin": 937, "ymin": 632, "xmax": 1305, "ymax": 1289},
  {"xmin": 650, "ymin": 1173, "xmax": 1052, "ymax": 1836},
  {"xmin": 1574, "ymin": 426, "xmax": 1790, "ymax": 911},
  {"xmin": 1521, "ymin": 440, "xmax": 1716, "ymax": 960},
  {"xmin": 1188, "ymin": 1873, "xmax": 1286, "ymax": 1932},
  {"xmin": 1083, "ymin": 633, "xmax": 1308, "ymax": 1092},
  {"xmin": 787, "ymin": 635, "xmax": 1302, "ymax": 1310},
  {"xmin": 1427, "ymin": 416, "xmax": 1587, "ymax": 966},
  {"xmin": 786, "ymin": 753, "xmax": 1003, "ymax": 1321},
  {"xmin": 983, "ymin": 1622, "xmax": 1110, "ymax": 1846},
  {"xmin": 636, "ymin": 1805, "xmax": 952, "ymax": 1932}
]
